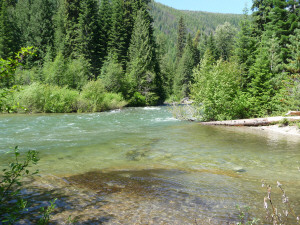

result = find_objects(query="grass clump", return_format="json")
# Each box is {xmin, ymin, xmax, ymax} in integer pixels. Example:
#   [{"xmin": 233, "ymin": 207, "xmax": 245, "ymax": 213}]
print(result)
[{"xmin": 2, "ymin": 80, "xmax": 127, "ymax": 113}]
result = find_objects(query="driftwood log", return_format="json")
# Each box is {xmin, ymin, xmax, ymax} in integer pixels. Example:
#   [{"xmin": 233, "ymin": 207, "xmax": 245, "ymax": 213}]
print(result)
[
  {"xmin": 200, "ymin": 116, "xmax": 300, "ymax": 126},
  {"xmin": 286, "ymin": 111, "xmax": 300, "ymax": 116}
]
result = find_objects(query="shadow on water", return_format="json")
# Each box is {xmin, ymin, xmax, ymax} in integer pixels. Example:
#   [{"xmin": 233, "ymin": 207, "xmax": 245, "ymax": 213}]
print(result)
[{"xmin": 16, "ymin": 169, "xmax": 227, "ymax": 224}]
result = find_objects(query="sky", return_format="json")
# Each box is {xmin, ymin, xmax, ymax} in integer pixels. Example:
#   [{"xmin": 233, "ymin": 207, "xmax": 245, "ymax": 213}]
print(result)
[{"xmin": 154, "ymin": 0, "xmax": 253, "ymax": 14}]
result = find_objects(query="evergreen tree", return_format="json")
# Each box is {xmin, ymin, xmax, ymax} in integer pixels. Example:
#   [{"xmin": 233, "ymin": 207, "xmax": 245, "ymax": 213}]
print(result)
[
  {"xmin": 28, "ymin": 0, "xmax": 54, "ymax": 60},
  {"xmin": 77, "ymin": 0, "xmax": 101, "ymax": 77},
  {"xmin": 235, "ymin": 7, "xmax": 256, "ymax": 72},
  {"xmin": 176, "ymin": 16, "xmax": 186, "ymax": 60},
  {"xmin": 127, "ymin": 9, "xmax": 163, "ymax": 105},
  {"xmin": 174, "ymin": 34, "xmax": 195, "ymax": 98},
  {"xmin": 251, "ymin": 0, "xmax": 273, "ymax": 35},
  {"xmin": 99, "ymin": 0, "xmax": 112, "ymax": 62},
  {"xmin": 14, "ymin": 0, "xmax": 31, "ymax": 48},
  {"xmin": 287, "ymin": 28, "xmax": 300, "ymax": 74},
  {"xmin": 0, "ymin": 0, "xmax": 15, "ymax": 59},
  {"xmin": 206, "ymin": 32, "xmax": 219, "ymax": 60},
  {"xmin": 108, "ymin": 0, "xmax": 127, "ymax": 66},
  {"xmin": 53, "ymin": 0, "xmax": 66, "ymax": 54},
  {"xmin": 248, "ymin": 43, "xmax": 275, "ymax": 116},
  {"xmin": 64, "ymin": 0, "xmax": 81, "ymax": 58}
]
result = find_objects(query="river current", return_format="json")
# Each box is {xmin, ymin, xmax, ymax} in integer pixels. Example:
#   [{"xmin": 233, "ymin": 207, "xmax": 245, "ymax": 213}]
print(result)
[{"xmin": 0, "ymin": 106, "xmax": 299, "ymax": 224}]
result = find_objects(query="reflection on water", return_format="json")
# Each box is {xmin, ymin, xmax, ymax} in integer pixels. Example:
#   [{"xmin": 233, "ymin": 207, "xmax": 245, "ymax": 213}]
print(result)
[{"xmin": 1, "ymin": 107, "xmax": 300, "ymax": 224}]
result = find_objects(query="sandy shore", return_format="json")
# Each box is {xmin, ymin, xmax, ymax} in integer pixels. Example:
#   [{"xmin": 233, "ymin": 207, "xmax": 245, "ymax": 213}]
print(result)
[{"xmin": 251, "ymin": 124, "xmax": 300, "ymax": 137}]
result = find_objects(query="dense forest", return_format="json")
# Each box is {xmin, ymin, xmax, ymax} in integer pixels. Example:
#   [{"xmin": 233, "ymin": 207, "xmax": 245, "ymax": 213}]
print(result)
[{"xmin": 0, "ymin": 0, "xmax": 300, "ymax": 121}]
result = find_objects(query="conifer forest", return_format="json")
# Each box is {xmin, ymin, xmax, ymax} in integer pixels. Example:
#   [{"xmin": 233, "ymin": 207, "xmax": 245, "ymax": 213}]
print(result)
[{"xmin": 0, "ymin": 0, "xmax": 298, "ymax": 119}]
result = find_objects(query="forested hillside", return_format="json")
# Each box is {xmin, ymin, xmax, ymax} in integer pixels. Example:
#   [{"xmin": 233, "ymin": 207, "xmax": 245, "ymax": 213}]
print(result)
[{"xmin": 150, "ymin": 1, "xmax": 242, "ymax": 60}]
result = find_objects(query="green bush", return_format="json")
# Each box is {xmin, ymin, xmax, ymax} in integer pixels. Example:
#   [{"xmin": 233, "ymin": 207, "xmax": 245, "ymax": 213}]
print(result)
[
  {"xmin": 43, "ymin": 53, "xmax": 89, "ymax": 90},
  {"xmin": 128, "ymin": 92, "xmax": 146, "ymax": 106},
  {"xmin": 11, "ymin": 83, "xmax": 79, "ymax": 113},
  {"xmin": 78, "ymin": 80, "xmax": 127, "ymax": 112},
  {"xmin": 191, "ymin": 53, "xmax": 249, "ymax": 121}
]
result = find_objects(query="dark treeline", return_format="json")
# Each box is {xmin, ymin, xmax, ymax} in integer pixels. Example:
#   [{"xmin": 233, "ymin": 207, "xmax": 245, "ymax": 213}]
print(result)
[{"xmin": 0, "ymin": 0, "xmax": 164, "ymax": 113}]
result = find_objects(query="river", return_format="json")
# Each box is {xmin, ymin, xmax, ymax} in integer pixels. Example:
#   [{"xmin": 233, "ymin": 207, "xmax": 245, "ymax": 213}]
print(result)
[{"xmin": 0, "ymin": 106, "xmax": 299, "ymax": 224}]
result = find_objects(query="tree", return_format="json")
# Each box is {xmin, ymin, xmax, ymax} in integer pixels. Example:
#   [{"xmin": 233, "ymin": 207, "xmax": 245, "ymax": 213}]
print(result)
[
  {"xmin": 215, "ymin": 22, "xmax": 237, "ymax": 60},
  {"xmin": 174, "ymin": 34, "xmax": 196, "ymax": 98},
  {"xmin": 126, "ymin": 9, "xmax": 163, "ymax": 105},
  {"xmin": 0, "ymin": 0, "xmax": 16, "ymax": 59},
  {"xmin": 63, "ymin": 0, "xmax": 81, "ymax": 58},
  {"xmin": 287, "ymin": 28, "xmax": 300, "ymax": 74},
  {"xmin": 108, "ymin": 0, "xmax": 127, "ymax": 66},
  {"xmin": 235, "ymin": 7, "xmax": 256, "ymax": 72},
  {"xmin": 27, "ymin": 0, "xmax": 54, "ymax": 60},
  {"xmin": 248, "ymin": 43, "xmax": 275, "ymax": 116},
  {"xmin": 176, "ymin": 16, "xmax": 186, "ymax": 60},
  {"xmin": 101, "ymin": 53, "xmax": 125, "ymax": 94},
  {"xmin": 77, "ymin": 0, "xmax": 101, "ymax": 77},
  {"xmin": 99, "ymin": 0, "xmax": 112, "ymax": 63},
  {"xmin": 191, "ymin": 51, "xmax": 248, "ymax": 121}
]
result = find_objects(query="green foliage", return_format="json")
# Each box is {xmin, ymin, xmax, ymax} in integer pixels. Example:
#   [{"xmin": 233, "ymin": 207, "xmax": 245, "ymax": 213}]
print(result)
[
  {"xmin": 126, "ymin": 8, "xmax": 163, "ymax": 104},
  {"xmin": 191, "ymin": 51, "xmax": 250, "ymax": 121},
  {"xmin": 10, "ymin": 83, "xmax": 79, "ymax": 113},
  {"xmin": 43, "ymin": 52, "xmax": 89, "ymax": 90},
  {"xmin": 76, "ymin": 0, "xmax": 101, "ymax": 76},
  {"xmin": 101, "ymin": 53, "xmax": 125, "ymax": 94},
  {"xmin": 0, "ymin": 146, "xmax": 39, "ymax": 224},
  {"xmin": 0, "ymin": 0, "xmax": 17, "ymax": 59},
  {"xmin": 215, "ymin": 22, "xmax": 237, "ymax": 60},
  {"xmin": 108, "ymin": 0, "xmax": 126, "ymax": 65},
  {"xmin": 38, "ymin": 198, "xmax": 57, "ymax": 225},
  {"xmin": 176, "ymin": 16, "xmax": 186, "ymax": 60},
  {"xmin": 78, "ymin": 80, "xmax": 127, "ymax": 112},
  {"xmin": 128, "ymin": 91, "xmax": 146, "ymax": 106},
  {"xmin": 174, "ymin": 34, "xmax": 195, "ymax": 98}
]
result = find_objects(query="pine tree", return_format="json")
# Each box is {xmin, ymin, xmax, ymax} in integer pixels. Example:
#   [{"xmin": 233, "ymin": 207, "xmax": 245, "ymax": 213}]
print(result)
[
  {"xmin": 127, "ymin": 8, "xmax": 163, "ymax": 104},
  {"xmin": 287, "ymin": 28, "xmax": 300, "ymax": 74},
  {"xmin": 77, "ymin": 0, "xmax": 101, "ymax": 77},
  {"xmin": 28, "ymin": 0, "xmax": 54, "ymax": 60},
  {"xmin": 0, "ymin": 0, "xmax": 16, "ymax": 59},
  {"xmin": 14, "ymin": 0, "xmax": 31, "ymax": 48},
  {"xmin": 176, "ymin": 16, "xmax": 186, "ymax": 60},
  {"xmin": 53, "ymin": 0, "xmax": 66, "ymax": 55},
  {"xmin": 206, "ymin": 32, "xmax": 219, "ymax": 60},
  {"xmin": 64, "ymin": 0, "xmax": 81, "ymax": 58},
  {"xmin": 108, "ymin": 0, "xmax": 127, "ymax": 66},
  {"xmin": 174, "ymin": 34, "xmax": 195, "ymax": 98},
  {"xmin": 248, "ymin": 43, "xmax": 275, "ymax": 116},
  {"xmin": 235, "ymin": 7, "xmax": 257, "ymax": 72},
  {"xmin": 99, "ymin": 0, "xmax": 112, "ymax": 62},
  {"xmin": 251, "ymin": 0, "xmax": 273, "ymax": 35}
]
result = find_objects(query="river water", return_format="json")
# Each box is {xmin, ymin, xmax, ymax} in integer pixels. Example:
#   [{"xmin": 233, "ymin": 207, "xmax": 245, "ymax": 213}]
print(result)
[{"xmin": 0, "ymin": 107, "xmax": 299, "ymax": 224}]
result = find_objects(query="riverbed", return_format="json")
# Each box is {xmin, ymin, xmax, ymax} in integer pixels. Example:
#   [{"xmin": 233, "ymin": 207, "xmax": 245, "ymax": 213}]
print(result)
[{"xmin": 0, "ymin": 107, "xmax": 299, "ymax": 224}]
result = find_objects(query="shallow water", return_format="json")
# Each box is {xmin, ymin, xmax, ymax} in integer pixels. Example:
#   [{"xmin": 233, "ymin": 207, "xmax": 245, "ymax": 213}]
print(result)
[{"xmin": 1, "ymin": 107, "xmax": 299, "ymax": 224}]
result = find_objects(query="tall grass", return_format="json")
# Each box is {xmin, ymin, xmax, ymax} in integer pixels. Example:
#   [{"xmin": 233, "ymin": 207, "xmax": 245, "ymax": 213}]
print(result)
[{"xmin": 2, "ymin": 80, "xmax": 127, "ymax": 113}]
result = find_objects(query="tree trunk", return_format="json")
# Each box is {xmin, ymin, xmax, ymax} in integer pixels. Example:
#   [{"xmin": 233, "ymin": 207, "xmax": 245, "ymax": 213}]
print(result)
[{"xmin": 200, "ymin": 116, "xmax": 300, "ymax": 126}]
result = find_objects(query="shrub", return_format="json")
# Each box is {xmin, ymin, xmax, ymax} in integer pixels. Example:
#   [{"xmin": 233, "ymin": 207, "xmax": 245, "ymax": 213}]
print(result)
[
  {"xmin": 101, "ymin": 54, "xmax": 125, "ymax": 93},
  {"xmin": 11, "ymin": 83, "xmax": 79, "ymax": 113},
  {"xmin": 128, "ymin": 92, "xmax": 146, "ymax": 106},
  {"xmin": 191, "ymin": 53, "xmax": 249, "ymax": 121},
  {"xmin": 78, "ymin": 80, "xmax": 127, "ymax": 112}
]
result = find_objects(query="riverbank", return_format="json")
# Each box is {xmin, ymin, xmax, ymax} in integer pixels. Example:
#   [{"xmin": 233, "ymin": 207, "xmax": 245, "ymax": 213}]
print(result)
[{"xmin": 251, "ymin": 124, "xmax": 300, "ymax": 137}]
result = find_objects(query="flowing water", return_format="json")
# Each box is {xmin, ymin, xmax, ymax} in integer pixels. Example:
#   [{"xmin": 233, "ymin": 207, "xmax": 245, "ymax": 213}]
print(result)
[{"xmin": 0, "ymin": 107, "xmax": 299, "ymax": 224}]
